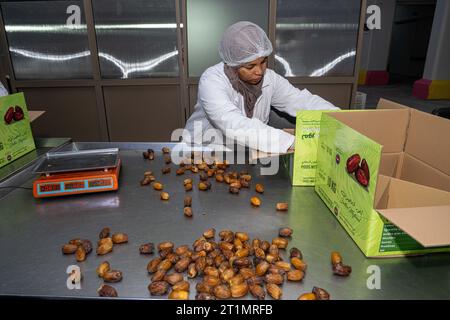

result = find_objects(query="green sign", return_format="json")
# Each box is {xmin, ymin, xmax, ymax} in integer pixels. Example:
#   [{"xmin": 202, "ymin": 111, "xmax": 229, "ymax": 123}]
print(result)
[{"xmin": 0, "ymin": 93, "xmax": 36, "ymax": 168}]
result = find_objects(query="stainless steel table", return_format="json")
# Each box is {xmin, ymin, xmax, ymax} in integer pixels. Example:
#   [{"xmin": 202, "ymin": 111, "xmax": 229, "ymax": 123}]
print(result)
[
  {"xmin": 0, "ymin": 138, "xmax": 72, "ymax": 198},
  {"xmin": 0, "ymin": 142, "xmax": 449, "ymax": 300}
]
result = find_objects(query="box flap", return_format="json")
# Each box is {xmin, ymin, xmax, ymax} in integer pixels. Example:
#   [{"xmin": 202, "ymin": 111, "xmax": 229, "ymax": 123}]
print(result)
[
  {"xmin": 394, "ymin": 151, "xmax": 406, "ymax": 178},
  {"xmin": 377, "ymin": 98, "xmax": 409, "ymax": 110},
  {"xmin": 29, "ymin": 111, "xmax": 45, "ymax": 122},
  {"xmin": 328, "ymin": 110, "xmax": 410, "ymax": 153},
  {"xmin": 401, "ymin": 153, "xmax": 450, "ymax": 192},
  {"xmin": 384, "ymin": 177, "xmax": 450, "ymax": 208},
  {"xmin": 378, "ymin": 207, "xmax": 450, "ymax": 247},
  {"xmin": 374, "ymin": 174, "xmax": 391, "ymax": 208},
  {"xmin": 379, "ymin": 153, "xmax": 402, "ymax": 178},
  {"xmin": 376, "ymin": 177, "xmax": 450, "ymax": 247},
  {"xmin": 404, "ymin": 109, "xmax": 450, "ymax": 176}
]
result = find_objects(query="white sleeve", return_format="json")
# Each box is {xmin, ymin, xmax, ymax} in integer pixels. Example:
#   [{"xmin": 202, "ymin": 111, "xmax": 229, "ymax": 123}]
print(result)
[
  {"xmin": 0, "ymin": 82, "xmax": 8, "ymax": 97},
  {"xmin": 270, "ymin": 72, "xmax": 340, "ymax": 117},
  {"xmin": 198, "ymin": 75, "xmax": 294, "ymax": 153}
]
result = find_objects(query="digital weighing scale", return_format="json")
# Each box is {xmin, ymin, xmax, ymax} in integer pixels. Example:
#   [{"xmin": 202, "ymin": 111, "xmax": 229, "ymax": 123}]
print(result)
[{"xmin": 32, "ymin": 148, "xmax": 121, "ymax": 198}]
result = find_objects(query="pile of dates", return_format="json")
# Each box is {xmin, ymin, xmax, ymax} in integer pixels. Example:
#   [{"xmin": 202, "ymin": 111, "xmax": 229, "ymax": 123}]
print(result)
[
  {"xmin": 96, "ymin": 261, "xmax": 122, "ymax": 297},
  {"xmin": 62, "ymin": 227, "xmax": 128, "ymax": 297},
  {"xmin": 145, "ymin": 228, "xmax": 336, "ymax": 300},
  {"xmin": 62, "ymin": 228, "xmax": 351, "ymax": 299},
  {"xmin": 140, "ymin": 149, "xmax": 290, "ymax": 215}
]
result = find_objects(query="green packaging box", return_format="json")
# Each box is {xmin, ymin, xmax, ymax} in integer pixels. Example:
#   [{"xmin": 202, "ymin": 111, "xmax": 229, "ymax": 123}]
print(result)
[
  {"xmin": 0, "ymin": 93, "xmax": 36, "ymax": 169},
  {"xmin": 282, "ymin": 110, "xmax": 354, "ymax": 186},
  {"xmin": 314, "ymin": 101, "xmax": 450, "ymax": 257}
]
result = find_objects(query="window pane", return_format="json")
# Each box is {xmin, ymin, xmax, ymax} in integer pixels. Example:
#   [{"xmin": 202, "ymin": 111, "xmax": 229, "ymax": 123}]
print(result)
[
  {"xmin": 187, "ymin": 0, "xmax": 269, "ymax": 77},
  {"xmin": 275, "ymin": 0, "xmax": 361, "ymax": 77},
  {"xmin": 92, "ymin": 0, "xmax": 179, "ymax": 79},
  {"xmin": 1, "ymin": 0, "xmax": 93, "ymax": 80}
]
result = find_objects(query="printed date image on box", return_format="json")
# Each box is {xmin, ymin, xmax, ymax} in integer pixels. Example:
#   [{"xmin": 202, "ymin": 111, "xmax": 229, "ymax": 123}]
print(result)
[{"xmin": 0, "ymin": 92, "xmax": 36, "ymax": 169}]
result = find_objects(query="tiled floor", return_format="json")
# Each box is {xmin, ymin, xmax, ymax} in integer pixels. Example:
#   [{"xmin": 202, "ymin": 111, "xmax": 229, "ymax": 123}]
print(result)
[{"xmin": 358, "ymin": 81, "xmax": 450, "ymax": 114}]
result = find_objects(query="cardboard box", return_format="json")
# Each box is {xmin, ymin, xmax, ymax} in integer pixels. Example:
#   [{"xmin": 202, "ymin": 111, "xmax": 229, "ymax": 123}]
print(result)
[
  {"xmin": 282, "ymin": 111, "xmax": 323, "ymax": 186},
  {"xmin": 314, "ymin": 100, "xmax": 450, "ymax": 257},
  {"xmin": 283, "ymin": 98, "xmax": 442, "ymax": 186},
  {"xmin": 0, "ymin": 93, "xmax": 36, "ymax": 169},
  {"xmin": 282, "ymin": 110, "xmax": 355, "ymax": 186}
]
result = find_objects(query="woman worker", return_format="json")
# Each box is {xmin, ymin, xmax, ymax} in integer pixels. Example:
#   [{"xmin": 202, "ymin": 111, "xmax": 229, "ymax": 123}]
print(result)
[{"xmin": 183, "ymin": 21, "xmax": 339, "ymax": 153}]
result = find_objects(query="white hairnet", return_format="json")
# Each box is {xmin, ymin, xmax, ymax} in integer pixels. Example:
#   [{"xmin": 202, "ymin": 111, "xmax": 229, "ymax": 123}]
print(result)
[{"xmin": 219, "ymin": 21, "xmax": 273, "ymax": 67}]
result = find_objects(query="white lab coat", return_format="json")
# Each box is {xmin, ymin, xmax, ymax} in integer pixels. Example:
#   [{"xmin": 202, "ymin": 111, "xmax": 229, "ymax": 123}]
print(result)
[{"xmin": 183, "ymin": 62, "xmax": 339, "ymax": 153}]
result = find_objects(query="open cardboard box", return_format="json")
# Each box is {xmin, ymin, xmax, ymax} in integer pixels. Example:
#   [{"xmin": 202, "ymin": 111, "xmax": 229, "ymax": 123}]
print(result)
[
  {"xmin": 315, "ymin": 99, "xmax": 450, "ymax": 257},
  {"xmin": 283, "ymin": 98, "xmax": 440, "ymax": 186}
]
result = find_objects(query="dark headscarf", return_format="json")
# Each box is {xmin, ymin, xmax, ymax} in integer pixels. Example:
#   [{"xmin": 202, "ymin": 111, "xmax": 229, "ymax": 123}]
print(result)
[{"xmin": 223, "ymin": 64, "xmax": 263, "ymax": 118}]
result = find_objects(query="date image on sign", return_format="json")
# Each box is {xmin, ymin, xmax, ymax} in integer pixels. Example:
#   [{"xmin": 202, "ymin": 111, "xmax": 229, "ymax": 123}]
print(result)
[{"xmin": 345, "ymin": 154, "xmax": 370, "ymax": 187}]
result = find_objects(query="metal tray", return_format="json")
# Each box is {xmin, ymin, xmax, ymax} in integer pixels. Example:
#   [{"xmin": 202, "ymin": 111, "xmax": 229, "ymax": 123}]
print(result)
[{"xmin": 33, "ymin": 148, "xmax": 120, "ymax": 174}]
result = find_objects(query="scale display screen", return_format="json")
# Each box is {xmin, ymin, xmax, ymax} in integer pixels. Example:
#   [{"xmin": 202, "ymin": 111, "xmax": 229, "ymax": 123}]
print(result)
[
  {"xmin": 37, "ymin": 178, "xmax": 114, "ymax": 196},
  {"xmin": 39, "ymin": 183, "xmax": 61, "ymax": 193},
  {"xmin": 64, "ymin": 181, "xmax": 85, "ymax": 190},
  {"xmin": 88, "ymin": 179, "xmax": 112, "ymax": 188}
]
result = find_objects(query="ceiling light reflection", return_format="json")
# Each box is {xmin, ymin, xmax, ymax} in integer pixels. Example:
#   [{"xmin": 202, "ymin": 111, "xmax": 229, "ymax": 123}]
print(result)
[
  {"xmin": 9, "ymin": 47, "xmax": 90, "ymax": 61},
  {"xmin": 274, "ymin": 54, "xmax": 294, "ymax": 77},
  {"xmin": 9, "ymin": 47, "xmax": 178, "ymax": 78},
  {"xmin": 5, "ymin": 23, "xmax": 183, "ymax": 33},
  {"xmin": 98, "ymin": 50, "xmax": 178, "ymax": 78},
  {"xmin": 276, "ymin": 23, "xmax": 358, "ymax": 31},
  {"xmin": 309, "ymin": 51, "xmax": 356, "ymax": 77}
]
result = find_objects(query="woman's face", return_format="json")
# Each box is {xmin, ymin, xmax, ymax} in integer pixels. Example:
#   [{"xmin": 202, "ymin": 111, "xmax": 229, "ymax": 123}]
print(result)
[{"xmin": 237, "ymin": 56, "xmax": 268, "ymax": 85}]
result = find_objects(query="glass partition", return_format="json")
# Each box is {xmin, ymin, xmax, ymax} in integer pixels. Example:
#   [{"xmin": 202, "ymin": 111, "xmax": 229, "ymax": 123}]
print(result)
[
  {"xmin": 1, "ymin": 0, "xmax": 93, "ymax": 80},
  {"xmin": 92, "ymin": 0, "xmax": 179, "ymax": 79},
  {"xmin": 275, "ymin": 0, "xmax": 361, "ymax": 77},
  {"xmin": 187, "ymin": 0, "xmax": 269, "ymax": 77}
]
